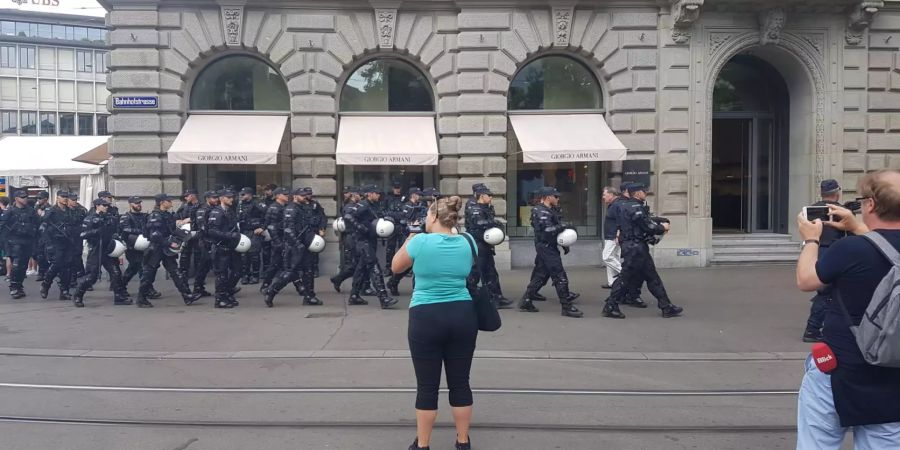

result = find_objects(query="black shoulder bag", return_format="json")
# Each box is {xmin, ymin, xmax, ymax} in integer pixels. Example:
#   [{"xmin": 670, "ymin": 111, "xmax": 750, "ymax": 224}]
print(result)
[{"xmin": 461, "ymin": 233, "xmax": 502, "ymax": 332}]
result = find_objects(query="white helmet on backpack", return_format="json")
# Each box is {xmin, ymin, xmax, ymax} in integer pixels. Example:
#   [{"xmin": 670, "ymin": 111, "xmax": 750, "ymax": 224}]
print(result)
[
  {"xmin": 557, "ymin": 229, "xmax": 578, "ymax": 247},
  {"xmin": 483, "ymin": 227, "xmax": 505, "ymax": 246}
]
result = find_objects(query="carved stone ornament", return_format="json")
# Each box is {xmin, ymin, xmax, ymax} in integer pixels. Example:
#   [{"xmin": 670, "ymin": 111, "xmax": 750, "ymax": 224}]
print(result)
[
  {"xmin": 221, "ymin": 6, "xmax": 244, "ymax": 47},
  {"xmin": 845, "ymin": 1, "xmax": 883, "ymax": 45},
  {"xmin": 708, "ymin": 32, "xmax": 733, "ymax": 55},
  {"xmin": 670, "ymin": 0, "xmax": 703, "ymax": 45},
  {"xmin": 376, "ymin": 9, "xmax": 398, "ymax": 49},
  {"xmin": 552, "ymin": 7, "xmax": 574, "ymax": 47},
  {"xmin": 758, "ymin": 8, "xmax": 786, "ymax": 46}
]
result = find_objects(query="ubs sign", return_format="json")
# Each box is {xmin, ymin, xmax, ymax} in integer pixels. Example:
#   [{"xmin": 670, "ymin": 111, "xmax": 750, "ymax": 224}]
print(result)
[{"xmin": 11, "ymin": 0, "xmax": 61, "ymax": 5}]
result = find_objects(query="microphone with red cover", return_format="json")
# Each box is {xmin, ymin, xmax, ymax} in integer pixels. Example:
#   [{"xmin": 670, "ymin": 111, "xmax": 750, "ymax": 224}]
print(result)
[{"xmin": 812, "ymin": 343, "xmax": 838, "ymax": 373}]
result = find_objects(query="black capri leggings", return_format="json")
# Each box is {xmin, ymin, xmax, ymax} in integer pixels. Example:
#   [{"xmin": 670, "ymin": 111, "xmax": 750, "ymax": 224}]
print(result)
[{"xmin": 408, "ymin": 300, "xmax": 478, "ymax": 410}]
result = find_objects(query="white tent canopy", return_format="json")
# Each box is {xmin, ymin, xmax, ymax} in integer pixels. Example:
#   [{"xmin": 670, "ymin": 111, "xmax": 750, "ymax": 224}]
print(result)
[
  {"xmin": 336, "ymin": 116, "xmax": 439, "ymax": 166},
  {"xmin": 509, "ymin": 114, "xmax": 627, "ymax": 163},
  {"xmin": 0, "ymin": 136, "xmax": 109, "ymax": 175},
  {"xmin": 167, "ymin": 114, "xmax": 288, "ymax": 165}
]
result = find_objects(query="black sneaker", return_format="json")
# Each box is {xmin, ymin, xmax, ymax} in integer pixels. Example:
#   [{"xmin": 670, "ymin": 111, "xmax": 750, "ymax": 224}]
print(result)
[
  {"xmin": 518, "ymin": 298, "xmax": 539, "ymax": 313},
  {"xmin": 362, "ymin": 287, "xmax": 376, "ymax": 297},
  {"xmin": 147, "ymin": 290, "xmax": 163, "ymax": 300},
  {"xmin": 182, "ymin": 292, "xmax": 201, "ymax": 306},
  {"xmin": 408, "ymin": 438, "xmax": 429, "ymax": 450},
  {"xmin": 214, "ymin": 300, "xmax": 233, "ymax": 309},
  {"xmin": 303, "ymin": 296, "xmax": 323, "ymax": 306},
  {"xmin": 561, "ymin": 304, "xmax": 583, "ymax": 318},
  {"xmin": 137, "ymin": 299, "xmax": 154, "ymax": 308},
  {"xmin": 264, "ymin": 291, "xmax": 275, "ymax": 308},
  {"xmin": 114, "ymin": 299, "xmax": 133, "ymax": 306},
  {"xmin": 661, "ymin": 305, "xmax": 683, "ymax": 318},
  {"xmin": 802, "ymin": 328, "xmax": 824, "ymax": 343},
  {"xmin": 456, "ymin": 437, "xmax": 471, "ymax": 450},
  {"xmin": 10, "ymin": 290, "xmax": 26, "ymax": 300},
  {"xmin": 348, "ymin": 295, "xmax": 368, "ymax": 306},
  {"xmin": 495, "ymin": 297, "xmax": 514, "ymax": 309},
  {"xmin": 602, "ymin": 304, "xmax": 626, "ymax": 319}
]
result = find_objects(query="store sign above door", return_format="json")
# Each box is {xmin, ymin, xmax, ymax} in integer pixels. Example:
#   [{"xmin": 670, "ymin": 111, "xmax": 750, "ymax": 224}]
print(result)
[{"xmin": 112, "ymin": 96, "xmax": 158, "ymax": 109}]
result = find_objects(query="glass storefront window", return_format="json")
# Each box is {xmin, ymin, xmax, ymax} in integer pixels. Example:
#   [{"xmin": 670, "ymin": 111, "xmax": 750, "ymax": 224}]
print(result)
[
  {"xmin": 509, "ymin": 56, "xmax": 602, "ymax": 111},
  {"xmin": 340, "ymin": 59, "xmax": 433, "ymax": 112},
  {"xmin": 190, "ymin": 55, "xmax": 289, "ymax": 111},
  {"xmin": 506, "ymin": 55, "xmax": 605, "ymax": 238}
]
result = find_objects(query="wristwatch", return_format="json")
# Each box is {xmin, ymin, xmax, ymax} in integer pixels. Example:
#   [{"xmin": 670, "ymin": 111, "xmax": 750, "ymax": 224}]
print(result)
[{"xmin": 802, "ymin": 239, "xmax": 820, "ymax": 249}]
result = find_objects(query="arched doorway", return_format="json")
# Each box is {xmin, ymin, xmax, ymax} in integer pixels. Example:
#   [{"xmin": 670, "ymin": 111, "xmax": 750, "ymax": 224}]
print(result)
[{"xmin": 711, "ymin": 54, "xmax": 789, "ymax": 233}]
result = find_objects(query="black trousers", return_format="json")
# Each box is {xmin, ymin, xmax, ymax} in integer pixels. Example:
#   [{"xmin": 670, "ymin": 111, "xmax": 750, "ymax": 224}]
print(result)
[
  {"xmin": 385, "ymin": 233, "xmax": 400, "ymax": 271},
  {"xmin": 122, "ymin": 249, "xmax": 144, "ymax": 286},
  {"xmin": 467, "ymin": 240, "xmax": 502, "ymax": 300},
  {"xmin": 178, "ymin": 239, "xmax": 199, "ymax": 278},
  {"xmin": 212, "ymin": 246, "xmax": 242, "ymax": 301},
  {"xmin": 76, "ymin": 246, "xmax": 127, "ymax": 299},
  {"xmin": 351, "ymin": 238, "xmax": 386, "ymax": 296},
  {"xmin": 42, "ymin": 241, "xmax": 71, "ymax": 292},
  {"xmin": 606, "ymin": 240, "xmax": 672, "ymax": 310},
  {"xmin": 35, "ymin": 241, "xmax": 49, "ymax": 276},
  {"xmin": 270, "ymin": 245, "xmax": 315, "ymax": 298},
  {"xmin": 524, "ymin": 243, "xmax": 572, "ymax": 302},
  {"xmin": 334, "ymin": 235, "xmax": 357, "ymax": 284},
  {"xmin": 7, "ymin": 242, "xmax": 32, "ymax": 291},
  {"xmin": 241, "ymin": 243, "xmax": 261, "ymax": 280},
  {"xmin": 139, "ymin": 247, "xmax": 190, "ymax": 297},
  {"xmin": 193, "ymin": 241, "xmax": 212, "ymax": 292},
  {"xmin": 69, "ymin": 244, "xmax": 85, "ymax": 287},
  {"xmin": 408, "ymin": 301, "xmax": 478, "ymax": 410},
  {"xmin": 262, "ymin": 242, "xmax": 284, "ymax": 286}
]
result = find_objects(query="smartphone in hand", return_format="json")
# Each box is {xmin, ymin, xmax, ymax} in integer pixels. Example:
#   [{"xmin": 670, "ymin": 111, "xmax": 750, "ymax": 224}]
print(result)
[{"xmin": 803, "ymin": 206, "xmax": 832, "ymax": 222}]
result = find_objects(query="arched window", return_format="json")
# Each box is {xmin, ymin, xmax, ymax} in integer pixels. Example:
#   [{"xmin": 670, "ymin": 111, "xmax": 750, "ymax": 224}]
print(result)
[
  {"xmin": 341, "ymin": 59, "xmax": 434, "ymax": 112},
  {"xmin": 338, "ymin": 58, "xmax": 437, "ymax": 190},
  {"xmin": 506, "ymin": 55, "xmax": 605, "ymax": 238},
  {"xmin": 508, "ymin": 55, "xmax": 602, "ymax": 111},
  {"xmin": 190, "ymin": 55, "xmax": 289, "ymax": 111}
]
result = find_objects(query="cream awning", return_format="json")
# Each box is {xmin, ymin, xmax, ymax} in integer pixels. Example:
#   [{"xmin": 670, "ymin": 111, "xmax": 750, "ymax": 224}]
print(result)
[
  {"xmin": 167, "ymin": 114, "xmax": 288, "ymax": 165},
  {"xmin": 0, "ymin": 136, "xmax": 108, "ymax": 176},
  {"xmin": 336, "ymin": 116, "xmax": 439, "ymax": 166},
  {"xmin": 510, "ymin": 114, "xmax": 627, "ymax": 163}
]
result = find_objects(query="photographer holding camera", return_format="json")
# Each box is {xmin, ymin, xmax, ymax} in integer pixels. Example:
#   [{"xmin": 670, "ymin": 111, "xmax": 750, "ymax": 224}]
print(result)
[{"xmin": 795, "ymin": 169, "xmax": 900, "ymax": 448}]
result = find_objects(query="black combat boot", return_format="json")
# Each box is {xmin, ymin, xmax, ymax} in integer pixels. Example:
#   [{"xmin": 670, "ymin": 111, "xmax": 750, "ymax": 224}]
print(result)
[
  {"xmin": 72, "ymin": 290, "xmax": 85, "ymax": 308},
  {"xmin": 10, "ymin": 289, "xmax": 26, "ymax": 300},
  {"xmin": 259, "ymin": 282, "xmax": 270, "ymax": 293},
  {"xmin": 58, "ymin": 290, "xmax": 71, "ymax": 301},
  {"xmin": 348, "ymin": 294, "xmax": 368, "ymax": 305},
  {"xmin": 380, "ymin": 294, "xmax": 398, "ymax": 309},
  {"xmin": 214, "ymin": 295, "xmax": 233, "ymax": 309},
  {"xmin": 182, "ymin": 290, "xmax": 201, "ymax": 306},
  {"xmin": 264, "ymin": 289, "xmax": 275, "ymax": 307},
  {"xmin": 601, "ymin": 303, "xmax": 625, "ymax": 319},
  {"xmin": 561, "ymin": 302, "xmax": 583, "ymax": 318},
  {"xmin": 303, "ymin": 295, "xmax": 323, "ymax": 306},
  {"xmin": 147, "ymin": 289, "xmax": 162, "ymax": 300},
  {"xmin": 136, "ymin": 293, "xmax": 153, "ymax": 308},
  {"xmin": 329, "ymin": 276, "xmax": 342, "ymax": 293},
  {"xmin": 661, "ymin": 305, "xmax": 683, "ymax": 318},
  {"xmin": 518, "ymin": 296, "xmax": 539, "ymax": 312}
]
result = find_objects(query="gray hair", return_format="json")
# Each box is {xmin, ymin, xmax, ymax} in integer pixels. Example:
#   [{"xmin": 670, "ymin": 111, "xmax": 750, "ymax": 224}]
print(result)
[{"xmin": 603, "ymin": 186, "xmax": 620, "ymax": 196}]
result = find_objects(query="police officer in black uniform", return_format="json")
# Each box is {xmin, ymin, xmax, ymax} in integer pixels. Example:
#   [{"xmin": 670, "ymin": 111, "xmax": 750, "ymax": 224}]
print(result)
[
  {"xmin": 237, "ymin": 187, "xmax": 266, "ymax": 285},
  {"xmin": 138, "ymin": 194, "xmax": 200, "ymax": 308},
  {"xmin": 264, "ymin": 187, "xmax": 323, "ymax": 307},
  {"xmin": 602, "ymin": 183, "xmax": 683, "ymax": 319},
  {"xmin": 40, "ymin": 191, "xmax": 74, "ymax": 301},
  {"xmin": 176, "ymin": 189, "xmax": 200, "ymax": 283},
  {"xmin": 33, "ymin": 191, "xmax": 50, "ymax": 281},
  {"xmin": 344, "ymin": 185, "xmax": 397, "ymax": 308},
  {"xmin": 72, "ymin": 198, "xmax": 131, "ymax": 307},
  {"xmin": 1, "ymin": 191, "xmax": 40, "ymax": 299},
  {"xmin": 119, "ymin": 196, "xmax": 152, "ymax": 294},
  {"xmin": 518, "ymin": 187, "xmax": 583, "ymax": 318},
  {"xmin": 303, "ymin": 188, "xmax": 327, "ymax": 279},
  {"xmin": 386, "ymin": 187, "xmax": 425, "ymax": 295},
  {"xmin": 383, "ymin": 180, "xmax": 405, "ymax": 275},
  {"xmin": 331, "ymin": 187, "xmax": 360, "ymax": 293},
  {"xmin": 260, "ymin": 187, "xmax": 290, "ymax": 292},
  {"xmin": 465, "ymin": 185, "xmax": 512, "ymax": 308},
  {"xmin": 259, "ymin": 183, "xmax": 278, "ymax": 278},
  {"xmin": 206, "ymin": 190, "xmax": 243, "ymax": 309},
  {"xmin": 67, "ymin": 193, "xmax": 88, "ymax": 288},
  {"xmin": 191, "ymin": 191, "xmax": 218, "ymax": 298}
]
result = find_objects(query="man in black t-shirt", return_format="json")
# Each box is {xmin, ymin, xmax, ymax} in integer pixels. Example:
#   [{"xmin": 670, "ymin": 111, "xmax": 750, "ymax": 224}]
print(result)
[
  {"xmin": 802, "ymin": 179, "xmax": 849, "ymax": 343},
  {"xmin": 795, "ymin": 169, "xmax": 900, "ymax": 447}
]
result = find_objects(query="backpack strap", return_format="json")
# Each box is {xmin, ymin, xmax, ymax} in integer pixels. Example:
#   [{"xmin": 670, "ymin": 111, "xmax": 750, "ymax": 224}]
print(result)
[
  {"xmin": 461, "ymin": 232, "xmax": 477, "ymax": 267},
  {"xmin": 863, "ymin": 232, "xmax": 900, "ymax": 266}
]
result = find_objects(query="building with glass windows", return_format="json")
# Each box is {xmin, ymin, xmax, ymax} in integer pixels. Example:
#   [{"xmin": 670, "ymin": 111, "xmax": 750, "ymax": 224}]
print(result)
[{"xmin": 99, "ymin": 0, "xmax": 900, "ymax": 268}]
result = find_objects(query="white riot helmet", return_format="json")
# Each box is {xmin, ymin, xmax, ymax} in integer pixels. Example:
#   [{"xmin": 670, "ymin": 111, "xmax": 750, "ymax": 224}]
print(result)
[
  {"xmin": 134, "ymin": 235, "xmax": 151, "ymax": 251},
  {"xmin": 179, "ymin": 223, "xmax": 197, "ymax": 240},
  {"xmin": 308, "ymin": 234, "xmax": 326, "ymax": 253},
  {"xmin": 235, "ymin": 234, "xmax": 252, "ymax": 253},
  {"xmin": 108, "ymin": 240, "xmax": 127, "ymax": 258},
  {"xmin": 483, "ymin": 227, "xmax": 506, "ymax": 246},
  {"xmin": 375, "ymin": 218, "xmax": 395, "ymax": 238},
  {"xmin": 332, "ymin": 217, "xmax": 346, "ymax": 233},
  {"xmin": 557, "ymin": 229, "xmax": 578, "ymax": 247}
]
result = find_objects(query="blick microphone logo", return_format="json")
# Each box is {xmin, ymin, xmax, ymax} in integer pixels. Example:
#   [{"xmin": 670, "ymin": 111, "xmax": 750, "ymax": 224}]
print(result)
[{"xmin": 816, "ymin": 354, "xmax": 833, "ymax": 365}]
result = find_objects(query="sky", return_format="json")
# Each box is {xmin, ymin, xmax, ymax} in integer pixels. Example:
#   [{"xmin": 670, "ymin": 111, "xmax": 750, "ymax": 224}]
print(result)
[{"xmin": 0, "ymin": 0, "xmax": 106, "ymax": 17}]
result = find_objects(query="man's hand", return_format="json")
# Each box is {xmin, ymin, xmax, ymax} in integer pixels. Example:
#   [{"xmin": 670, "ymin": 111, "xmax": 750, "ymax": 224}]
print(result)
[
  {"xmin": 253, "ymin": 228, "xmax": 264, "ymax": 236},
  {"xmin": 825, "ymin": 205, "xmax": 869, "ymax": 235},
  {"xmin": 175, "ymin": 219, "xmax": 190, "ymax": 226},
  {"xmin": 797, "ymin": 212, "xmax": 823, "ymax": 241},
  {"xmin": 318, "ymin": 229, "xmax": 326, "ymax": 237},
  {"xmin": 662, "ymin": 222, "xmax": 671, "ymax": 233}
]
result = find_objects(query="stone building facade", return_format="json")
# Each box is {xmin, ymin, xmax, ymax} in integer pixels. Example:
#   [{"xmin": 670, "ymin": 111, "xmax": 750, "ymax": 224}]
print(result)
[{"xmin": 99, "ymin": 0, "xmax": 900, "ymax": 269}]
